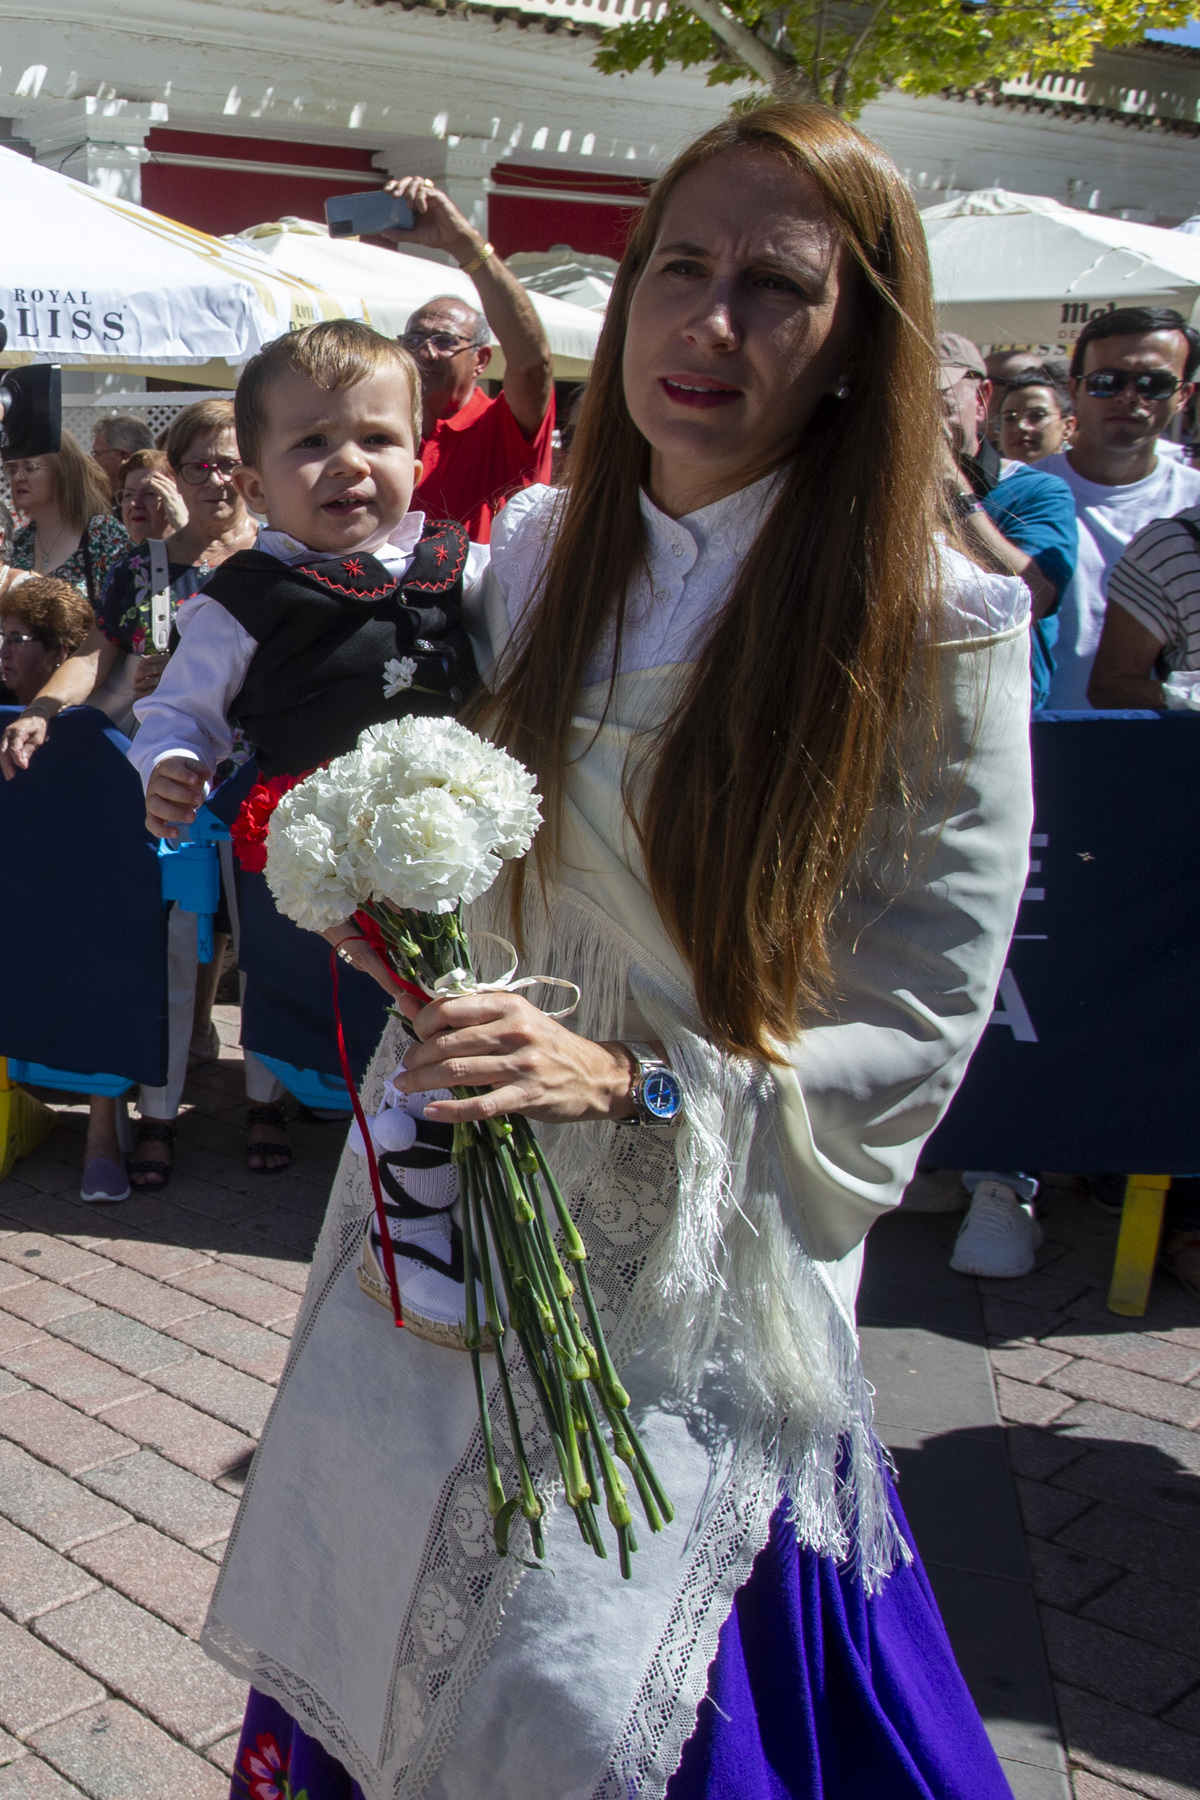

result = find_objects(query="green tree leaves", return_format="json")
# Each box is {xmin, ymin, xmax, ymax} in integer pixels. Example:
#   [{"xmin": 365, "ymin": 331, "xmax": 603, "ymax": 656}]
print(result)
[{"xmin": 594, "ymin": 0, "xmax": 1197, "ymax": 117}]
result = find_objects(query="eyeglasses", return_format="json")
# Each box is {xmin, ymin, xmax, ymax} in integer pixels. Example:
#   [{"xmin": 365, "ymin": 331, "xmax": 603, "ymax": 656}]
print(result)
[
  {"xmin": 0, "ymin": 632, "xmax": 38, "ymax": 649},
  {"xmin": 1, "ymin": 459, "xmax": 45, "ymax": 477},
  {"xmin": 177, "ymin": 457, "xmax": 240, "ymax": 485},
  {"xmin": 398, "ymin": 329, "xmax": 477, "ymax": 357},
  {"xmin": 1083, "ymin": 368, "xmax": 1182, "ymax": 401}
]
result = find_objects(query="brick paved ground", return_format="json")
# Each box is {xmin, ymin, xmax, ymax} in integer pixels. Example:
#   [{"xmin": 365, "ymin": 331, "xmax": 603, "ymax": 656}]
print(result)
[
  {"xmin": 0, "ymin": 1006, "xmax": 333, "ymax": 1800},
  {"xmin": 0, "ymin": 1017, "xmax": 1197, "ymax": 1799},
  {"xmin": 985, "ymin": 1175, "xmax": 1200, "ymax": 1800}
]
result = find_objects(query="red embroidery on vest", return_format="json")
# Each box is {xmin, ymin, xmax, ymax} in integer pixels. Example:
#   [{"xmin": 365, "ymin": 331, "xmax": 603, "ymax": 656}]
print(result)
[
  {"xmin": 405, "ymin": 520, "xmax": 468, "ymax": 592},
  {"xmin": 342, "ymin": 557, "xmax": 365, "ymax": 577}
]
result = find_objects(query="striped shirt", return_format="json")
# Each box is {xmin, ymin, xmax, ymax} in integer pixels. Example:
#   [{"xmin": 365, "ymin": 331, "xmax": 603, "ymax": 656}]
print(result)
[{"xmin": 1107, "ymin": 505, "xmax": 1200, "ymax": 673}]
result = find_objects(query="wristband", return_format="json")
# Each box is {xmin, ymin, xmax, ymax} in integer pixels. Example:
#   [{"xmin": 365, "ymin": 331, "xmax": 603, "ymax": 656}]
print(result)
[
  {"xmin": 20, "ymin": 699, "xmax": 55, "ymax": 720},
  {"xmin": 458, "ymin": 240, "xmax": 496, "ymax": 276}
]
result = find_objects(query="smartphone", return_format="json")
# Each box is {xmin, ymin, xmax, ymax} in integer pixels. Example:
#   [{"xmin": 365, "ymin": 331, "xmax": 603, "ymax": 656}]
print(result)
[{"xmin": 325, "ymin": 190, "xmax": 415, "ymax": 239}]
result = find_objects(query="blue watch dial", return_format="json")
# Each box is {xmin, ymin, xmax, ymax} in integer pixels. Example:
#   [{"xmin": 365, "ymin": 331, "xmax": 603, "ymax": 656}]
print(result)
[{"xmin": 641, "ymin": 1068, "xmax": 683, "ymax": 1122}]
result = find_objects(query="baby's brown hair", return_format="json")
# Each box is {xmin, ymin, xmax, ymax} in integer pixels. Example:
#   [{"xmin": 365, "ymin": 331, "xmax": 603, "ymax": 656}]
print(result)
[{"xmin": 235, "ymin": 320, "xmax": 422, "ymax": 469}]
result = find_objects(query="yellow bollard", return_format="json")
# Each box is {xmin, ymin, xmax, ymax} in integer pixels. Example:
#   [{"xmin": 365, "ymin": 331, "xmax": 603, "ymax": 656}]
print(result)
[
  {"xmin": 0, "ymin": 1056, "xmax": 58, "ymax": 1183},
  {"xmin": 1107, "ymin": 1174, "xmax": 1171, "ymax": 1318}
]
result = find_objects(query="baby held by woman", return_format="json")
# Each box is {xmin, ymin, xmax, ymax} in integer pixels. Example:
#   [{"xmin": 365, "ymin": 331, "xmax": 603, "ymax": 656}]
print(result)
[
  {"xmin": 132, "ymin": 318, "xmax": 485, "ymax": 834},
  {"xmin": 130, "ymin": 320, "xmax": 488, "ymax": 1307}
]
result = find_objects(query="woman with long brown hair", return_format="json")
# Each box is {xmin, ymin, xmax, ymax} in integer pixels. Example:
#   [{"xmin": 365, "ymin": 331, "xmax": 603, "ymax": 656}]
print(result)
[{"xmin": 208, "ymin": 105, "xmax": 1031, "ymax": 1800}]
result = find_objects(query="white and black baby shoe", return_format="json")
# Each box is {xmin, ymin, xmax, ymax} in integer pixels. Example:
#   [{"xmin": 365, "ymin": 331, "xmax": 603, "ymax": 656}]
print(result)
[{"xmin": 352, "ymin": 1089, "xmax": 493, "ymax": 1351}]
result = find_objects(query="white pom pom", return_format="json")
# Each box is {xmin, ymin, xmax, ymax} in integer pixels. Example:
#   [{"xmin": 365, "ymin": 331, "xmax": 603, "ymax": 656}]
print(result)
[
  {"xmin": 370, "ymin": 1107, "xmax": 418, "ymax": 1153},
  {"xmin": 347, "ymin": 1119, "xmax": 368, "ymax": 1156}
]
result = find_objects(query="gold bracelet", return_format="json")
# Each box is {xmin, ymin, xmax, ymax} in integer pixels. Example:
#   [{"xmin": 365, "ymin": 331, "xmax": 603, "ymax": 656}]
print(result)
[{"xmin": 458, "ymin": 240, "xmax": 495, "ymax": 276}]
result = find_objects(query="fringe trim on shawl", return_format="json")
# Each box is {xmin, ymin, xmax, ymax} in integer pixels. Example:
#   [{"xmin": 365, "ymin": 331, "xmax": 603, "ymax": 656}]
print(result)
[{"xmin": 467, "ymin": 882, "xmax": 908, "ymax": 1592}]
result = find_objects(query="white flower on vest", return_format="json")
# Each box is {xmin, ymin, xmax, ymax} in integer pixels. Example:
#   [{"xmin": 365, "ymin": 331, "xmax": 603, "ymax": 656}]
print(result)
[{"xmin": 382, "ymin": 655, "xmax": 418, "ymax": 698}]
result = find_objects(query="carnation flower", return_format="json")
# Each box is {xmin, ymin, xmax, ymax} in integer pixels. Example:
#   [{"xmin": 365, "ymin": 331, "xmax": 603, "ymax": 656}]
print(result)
[{"xmin": 263, "ymin": 716, "xmax": 542, "ymax": 928}]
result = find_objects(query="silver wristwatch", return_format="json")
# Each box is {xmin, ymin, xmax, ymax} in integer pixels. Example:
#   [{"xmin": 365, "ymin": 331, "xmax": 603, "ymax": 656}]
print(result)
[{"xmin": 618, "ymin": 1041, "xmax": 685, "ymax": 1128}]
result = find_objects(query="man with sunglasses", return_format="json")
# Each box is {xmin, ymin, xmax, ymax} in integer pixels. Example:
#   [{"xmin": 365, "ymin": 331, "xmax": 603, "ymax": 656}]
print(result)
[
  {"xmin": 380, "ymin": 174, "xmax": 554, "ymax": 542},
  {"xmin": 1039, "ymin": 305, "xmax": 1200, "ymax": 708}
]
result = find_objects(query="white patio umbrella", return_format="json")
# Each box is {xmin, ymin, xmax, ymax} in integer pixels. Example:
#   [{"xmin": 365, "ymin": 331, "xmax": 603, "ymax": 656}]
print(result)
[
  {"xmin": 923, "ymin": 189, "xmax": 1200, "ymax": 349},
  {"xmin": 235, "ymin": 219, "xmax": 603, "ymax": 378},
  {"xmin": 0, "ymin": 147, "xmax": 362, "ymax": 385}
]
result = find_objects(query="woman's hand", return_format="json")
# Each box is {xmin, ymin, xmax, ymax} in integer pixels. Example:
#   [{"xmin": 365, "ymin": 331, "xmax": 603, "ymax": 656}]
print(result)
[
  {"xmin": 149, "ymin": 473, "xmax": 189, "ymax": 534},
  {"xmin": 0, "ymin": 711, "xmax": 49, "ymax": 779},
  {"xmin": 133, "ymin": 652, "xmax": 170, "ymax": 698},
  {"xmin": 321, "ymin": 924, "xmax": 411, "ymax": 1000},
  {"xmin": 392, "ymin": 990, "xmax": 637, "ymax": 1125}
]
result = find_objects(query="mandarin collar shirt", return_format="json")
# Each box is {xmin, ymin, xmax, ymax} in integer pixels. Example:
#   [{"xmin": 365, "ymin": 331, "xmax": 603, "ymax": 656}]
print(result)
[{"xmin": 584, "ymin": 472, "xmax": 783, "ymax": 685}]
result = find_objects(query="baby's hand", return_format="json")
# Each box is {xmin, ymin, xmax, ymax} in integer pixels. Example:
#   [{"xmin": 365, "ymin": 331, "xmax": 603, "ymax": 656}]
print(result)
[{"xmin": 146, "ymin": 756, "xmax": 207, "ymax": 839}]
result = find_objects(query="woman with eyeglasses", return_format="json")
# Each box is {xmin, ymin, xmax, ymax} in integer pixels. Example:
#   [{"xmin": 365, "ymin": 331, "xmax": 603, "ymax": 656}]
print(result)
[
  {"xmin": 0, "ymin": 398, "xmax": 285, "ymax": 1192},
  {"xmin": 5, "ymin": 431, "xmax": 128, "ymax": 603}
]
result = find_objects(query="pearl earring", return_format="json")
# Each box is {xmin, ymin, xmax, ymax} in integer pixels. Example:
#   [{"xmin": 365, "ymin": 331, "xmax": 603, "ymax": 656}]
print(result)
[{"xmin": 833, "ymin": 376, "xmax": 851, "ymax": 400}]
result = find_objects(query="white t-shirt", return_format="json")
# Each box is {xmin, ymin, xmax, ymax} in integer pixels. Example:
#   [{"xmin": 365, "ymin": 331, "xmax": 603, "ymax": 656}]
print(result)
[{"xmin": 1039, "ymin": 448, "xmax": 1200, "ymax": 707}]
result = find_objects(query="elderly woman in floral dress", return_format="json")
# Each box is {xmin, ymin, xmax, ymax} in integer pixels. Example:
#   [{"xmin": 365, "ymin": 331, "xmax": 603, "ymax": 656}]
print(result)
[{"xmin": 207, "ymin": 104, "xmax": 1032, "ymax": 1800}]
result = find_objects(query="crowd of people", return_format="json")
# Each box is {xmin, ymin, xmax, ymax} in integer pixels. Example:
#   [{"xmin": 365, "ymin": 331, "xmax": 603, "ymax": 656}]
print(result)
[
  {"xmin": 928, "ymin": 304, "xmax": 1200, "ymax": 1289},
  {"xmin": 0, "ymin": 104, "xmax": 1195, "ymax": 1800}
]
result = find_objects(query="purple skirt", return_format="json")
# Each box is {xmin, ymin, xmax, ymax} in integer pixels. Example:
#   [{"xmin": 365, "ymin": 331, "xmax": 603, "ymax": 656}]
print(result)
[{"xmin": 228, "ymin": 1485, "xmax": 1010, "ymax": 1800}]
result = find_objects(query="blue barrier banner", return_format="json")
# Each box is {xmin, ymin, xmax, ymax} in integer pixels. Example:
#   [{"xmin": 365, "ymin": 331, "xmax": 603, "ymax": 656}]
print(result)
[
  {"xmin": 923, "ymin": 714, "xmax": 1200, "ymax": 1174},
  {"xmin": 0, "ymin": 706, "xmax": 168, "ymax": 1087}
]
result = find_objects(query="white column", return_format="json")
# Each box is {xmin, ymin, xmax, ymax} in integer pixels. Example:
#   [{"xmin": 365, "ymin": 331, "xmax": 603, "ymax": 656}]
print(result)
[{"xmin": 22, "ymin": 97, "xmax": 168, "ymax": 204}]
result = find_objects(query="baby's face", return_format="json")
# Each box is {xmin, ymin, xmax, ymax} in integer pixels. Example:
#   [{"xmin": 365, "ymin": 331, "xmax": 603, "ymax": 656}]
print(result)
[{"xmin": 235, "ymin": 366, "xmax": 421, "ymax": 554}]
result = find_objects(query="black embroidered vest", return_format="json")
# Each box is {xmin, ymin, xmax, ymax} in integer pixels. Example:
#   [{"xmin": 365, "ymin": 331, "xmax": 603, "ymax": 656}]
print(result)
[{"xmin": 202, "ymin": 521, "xmax": 474, "ymax": 778}]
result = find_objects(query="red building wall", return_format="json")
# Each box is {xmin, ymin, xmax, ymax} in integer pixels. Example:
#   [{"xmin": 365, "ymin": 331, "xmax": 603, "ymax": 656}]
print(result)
[
  {"xmin": 141, "ymin": 131, "xmax": 383, "ymax": 238},
  {"xmin": 480, "ymin": 164, "xmax": 650, "ymax": 259}
]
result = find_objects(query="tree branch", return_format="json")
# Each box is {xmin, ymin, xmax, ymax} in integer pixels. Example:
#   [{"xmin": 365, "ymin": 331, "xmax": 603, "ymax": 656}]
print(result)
[
  {"xmin": 831, "ymin": 0, "xmax": 886, "ymax": 105},
  {"xmin": 682, "ymin": 0, "xmax": 808, "ymax": 91},
  {"xmin": 812, "ymin": 0, "xmax": 828, "ymax": 99}
]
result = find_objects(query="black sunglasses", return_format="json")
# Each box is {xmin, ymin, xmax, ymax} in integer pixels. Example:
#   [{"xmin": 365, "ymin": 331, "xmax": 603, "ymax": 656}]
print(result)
[{"xmin": 1083, "ymin": 368, "xmax": 1183, "ymax": 401}]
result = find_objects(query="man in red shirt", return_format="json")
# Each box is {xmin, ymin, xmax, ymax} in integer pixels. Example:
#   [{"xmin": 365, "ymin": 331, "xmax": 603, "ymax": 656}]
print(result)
[{"xmin": 382, "ymin": 175, "xmax": 554, "ymax": 541}]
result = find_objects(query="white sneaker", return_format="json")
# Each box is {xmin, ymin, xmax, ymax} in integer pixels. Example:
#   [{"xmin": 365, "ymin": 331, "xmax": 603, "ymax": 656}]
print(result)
[{"xmin": 949, "ymin": 1181, "xmax": 1043, "ymax": 1279}]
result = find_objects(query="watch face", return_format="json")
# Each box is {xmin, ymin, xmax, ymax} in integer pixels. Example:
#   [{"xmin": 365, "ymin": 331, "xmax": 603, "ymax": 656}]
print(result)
[{"xmin": 641, "ymin": 1068, "xmax": 682, "ymax": 1122}]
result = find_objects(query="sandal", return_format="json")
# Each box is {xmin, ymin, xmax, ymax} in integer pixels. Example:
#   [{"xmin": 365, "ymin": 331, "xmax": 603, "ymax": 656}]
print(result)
[
  {"xmin": 127, "ymin": 1119, "xmax": 176, "ymax": 1192},
  {"xmin": 247, "ymin": 1103, "xmax": 292, "ymax": 1173}
]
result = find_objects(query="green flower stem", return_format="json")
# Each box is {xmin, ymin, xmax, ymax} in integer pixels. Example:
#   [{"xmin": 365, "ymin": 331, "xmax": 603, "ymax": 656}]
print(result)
[
  {"xmin": 577, "ymin": 1380, "xmax": 632, "ymax": 1534},
  {"xmin": 601, "ymin": 1395, "xmax": 663, "ymax": 1534},
  {"xmin": 567, "ymin": 1249, "xmax": 631, "ymax": 1413},
  {"xmin": 470, "ymin": 1342, "xmax": 505, "ymax": 1521},
  {"xmin": 367, "ymin": 900, "xmax": 672, "ymax": 1574},
  {"xmin": 618, "ymin": 1414, "xmax": 675, "ymax": 1527},
  {"xmin": 521, "ymin": 1126, "xmax": 588, "ymax": 1264},
  {"xmin": 467, "ymin": 1174, "xmax": 505, "ymax": 1342}
]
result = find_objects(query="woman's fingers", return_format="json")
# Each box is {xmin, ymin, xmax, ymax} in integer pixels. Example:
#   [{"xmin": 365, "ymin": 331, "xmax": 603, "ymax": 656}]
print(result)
[
  {"xmin": 0, "ymin": 715, "xmax": 47, "ymax": 778},
  {"xmin": 422, "ymin": 1085, "xmax": 540, "ymax": 1123},
  {"xmin": 318, "ymin": 925, "xmax": 422, "ymax": 1010}
]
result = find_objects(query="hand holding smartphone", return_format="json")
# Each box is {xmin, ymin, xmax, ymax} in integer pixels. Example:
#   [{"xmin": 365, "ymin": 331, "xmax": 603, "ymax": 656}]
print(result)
[{"xmin": 325, "ymin": 191, "xmax": 416, "ymax": 240}]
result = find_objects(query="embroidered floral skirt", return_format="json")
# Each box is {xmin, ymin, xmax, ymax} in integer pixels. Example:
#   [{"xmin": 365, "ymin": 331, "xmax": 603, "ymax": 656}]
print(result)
[{"xmin": 228, "ymin": 1483, "xmax": 1010, "ymax": 1800}]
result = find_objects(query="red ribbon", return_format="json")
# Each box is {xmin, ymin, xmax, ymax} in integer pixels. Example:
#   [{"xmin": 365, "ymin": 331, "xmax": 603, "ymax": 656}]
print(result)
[{"xmin": 329, "ymin": 940, "xmax": 405, "ymax": 1330}]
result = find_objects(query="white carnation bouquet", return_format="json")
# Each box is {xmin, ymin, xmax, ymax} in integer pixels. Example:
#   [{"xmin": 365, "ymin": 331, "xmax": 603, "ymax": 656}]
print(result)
[{"xmin": 265, "ymin": 716, "xmax": 672, "ymax": 1577}]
